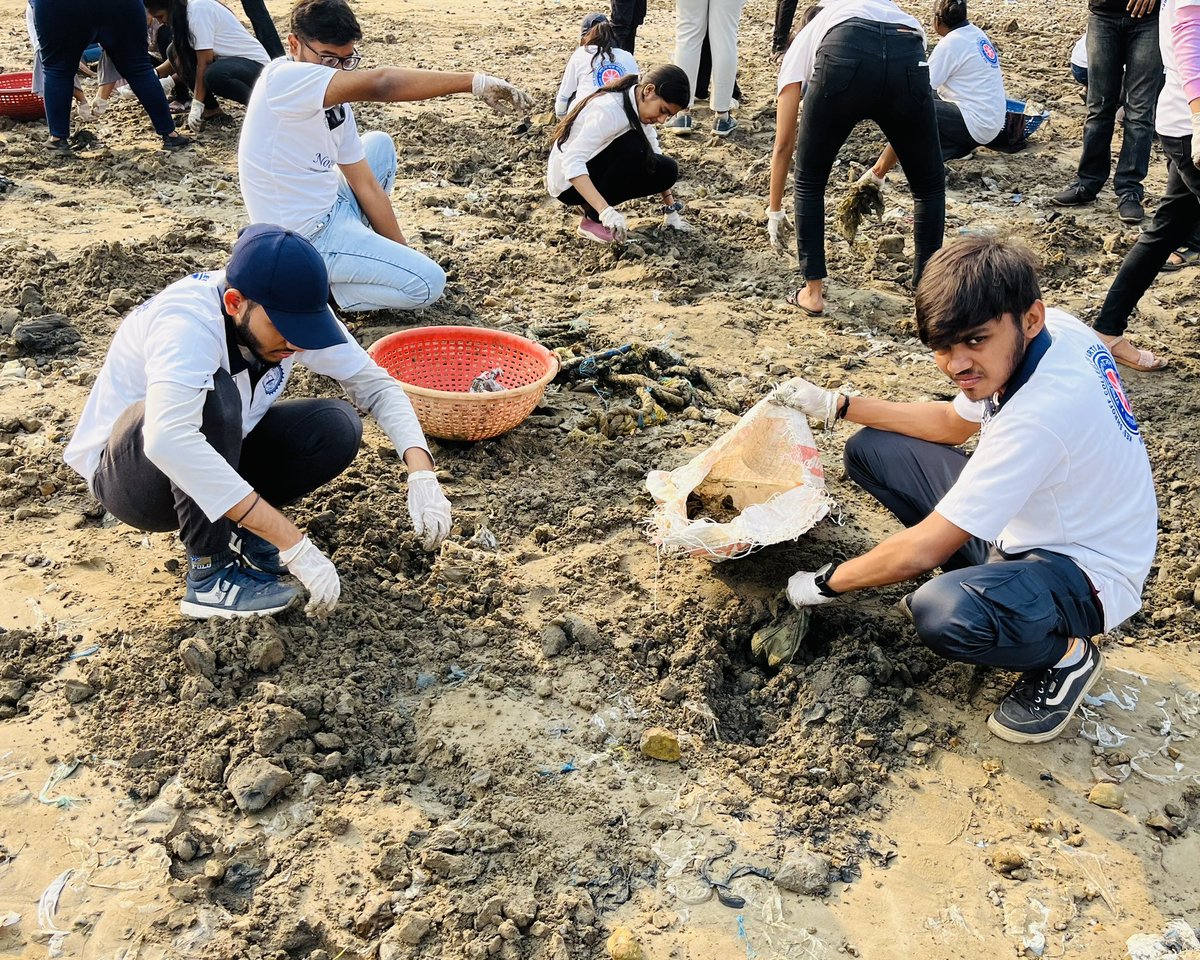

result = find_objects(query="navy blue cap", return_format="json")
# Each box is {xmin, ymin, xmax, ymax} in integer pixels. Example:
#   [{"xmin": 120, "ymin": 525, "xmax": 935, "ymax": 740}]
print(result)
[
  {"xmin": 581, "ymin": 11, "xmax": 608, "ymax": 35},
  {"xmin": 225, "ymin": 224, "xmax": 345, "ymax": 351}
]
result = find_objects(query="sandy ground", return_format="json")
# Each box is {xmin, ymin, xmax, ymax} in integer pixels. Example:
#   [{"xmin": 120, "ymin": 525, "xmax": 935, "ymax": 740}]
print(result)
[{"xmin": 2, "ymin": 0, "xmax": 1200, "ymax": 957}]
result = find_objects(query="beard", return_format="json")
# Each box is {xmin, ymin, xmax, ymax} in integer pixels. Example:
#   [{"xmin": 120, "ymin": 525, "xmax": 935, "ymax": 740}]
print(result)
[
  {"xmin": 1002, "ymin": 327, "xmax": 1028, "ymax": 390},
  {"xmin": 235, "ymin": 312, "xmax": 275, "ymax": 366}
]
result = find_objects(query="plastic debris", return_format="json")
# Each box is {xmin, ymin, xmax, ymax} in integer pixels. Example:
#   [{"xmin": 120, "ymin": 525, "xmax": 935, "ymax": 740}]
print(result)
[
  {"xmin": 1078, "ymin": 714, "xmax": 1130, "ymax": 748},
  {"xmin": 37, "ymin": 760, "xmax": 83, "ymax": 809},
  {"xmin": 1083, "ymin": 683, "xmax": 1139, "ymax": 711},
  {"xmin": 537, "ymin": 759, "xmax": 577, "ymax": 777},
  {"xmin": 1127, "ymin": 920, "xmax": 1200, "ymax": 960},
  {"xmin": 37, "ymin": 869, "xmax": 72, "ymax": 934},
  {"xmin": 0, "ymin": 911, "xmax": 19, "ymax": 929},
  {"xmin": 469, "ymin": 367, "xmax": 505, "ymax": 393},
  {"xmin": 416, "ymin": 673, "xmax": 438, "ymax": 691},
  {"xmin": 67, "ymin": 644, "xmax": 100, "ymax": 661},
  {"xmin": 467, "ymin": 526, "xmax": 498, "ymax": 551},
  {"xmin": 445, "ymin": 664, "xmax": 482, "ymax": 686}
]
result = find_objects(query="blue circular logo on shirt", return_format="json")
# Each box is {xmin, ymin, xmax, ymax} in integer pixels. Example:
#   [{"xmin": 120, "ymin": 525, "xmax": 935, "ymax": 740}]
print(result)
[
  {"xmin": 594, "ymin": 61, "xmax": 628, "ymax": 88},
  {"xmin": 262, "ymin": 366, "xmax": 285, "ymax": 397},
  {"xmin": 1090, "ymin": 346, "xmax": 1140, "ymax": 438},
  {"xmin": 978, "ymin": 38, "xmax": 999, "ymax": 66}
]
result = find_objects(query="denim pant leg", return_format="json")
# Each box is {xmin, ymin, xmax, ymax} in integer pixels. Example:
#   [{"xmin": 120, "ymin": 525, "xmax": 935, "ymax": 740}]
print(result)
[
  {"xmin": 1095, "ymin": 135, "xmax": 1200, "ymax": 337},
  {"xmin": 315, "ymin": 130, "xmax": 447, "ymax": 312},
  {"xmin": 34, "ymin": 0, "xmax": 92, "ymax": 139},
  {"xmin": 94, "ymin": 0, "xmax": 175, "ymax": 136},
  {"xmin": 910, "ymin": 550, "xmax": 1103, "ymax": 672},
  {"xmin": 1076, "ymin": 12, "xmax": 1125, "ymax": 197},
  {"xmin": 92, "ymin": 370, "xmax": 242, "ymax": 558},
  {"xmin": 1113, "ymin": 14, "xmax": 1163, "ymax": 200},
  {"xmin": 843, "ymin": 427, "xmax": 990, "ymax": 570}
]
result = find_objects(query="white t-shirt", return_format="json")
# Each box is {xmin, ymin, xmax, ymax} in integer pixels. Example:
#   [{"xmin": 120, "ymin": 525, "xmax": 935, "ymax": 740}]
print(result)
[
  {"xmin": 1156, "ymin": 0, "xmax": 1200, "ymax": 137},
  {"xmin": 546, "ymin": 86, "xmax": 663, "ymax": 198},
  {"xmin": 239, "ymin": 59, "xmax": 366, "ymax": 233},
  {"xmin": 1070, "ymin": 34, "xmax": 1088, "ymax": 69},
  {"xmin": 936, "ymin": 310, "xmax": 1157, "ymax": 632},
  {"xmin": 555, "ymin": 45, "xmax": 640, "ymax": 116},
  {"xmin": 186, "ymin": 0, "xmax": 269, "ymax": 63},
  {"xmin": 64, "ymin": 272, "xmax": 427, "ymax": 521},
  {"xmin": 928, "ymin": 23, "xmax": 1006, "ymax": 143},
  {"xmin": 777, "ymin": 0, "xmax": 924, "ymax": 92}
]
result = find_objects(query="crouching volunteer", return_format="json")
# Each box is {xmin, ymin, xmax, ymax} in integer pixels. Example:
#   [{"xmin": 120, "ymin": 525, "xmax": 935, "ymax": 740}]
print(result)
[
  {"xmin": 238, "ymin": 0, "xmax": 531, "ymax": 314},
  {"xmin": 64, "ymin": 225, "xmax": 453, "ymax": 620},
  {"xmin": 774, "ymin": 237, "xmax": 1157, "ymax": 744},
  {"xmin": 860, "ymin": 0, "xmax": 1006, "ymax": 189},
  {"xmin": 547, "ymin": 64, "xmax": 692, "ymax": 244}
]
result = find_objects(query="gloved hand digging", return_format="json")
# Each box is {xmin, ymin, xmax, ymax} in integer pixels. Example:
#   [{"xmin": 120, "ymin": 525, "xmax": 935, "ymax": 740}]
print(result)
[
  {"xmin": 407, "ymin": 470, "xmax": 452, "ymax": 550},
  {"xmin": 186, "ymin": 99, "xmax": 205, "ymax": 131},
  {"xmin": 766, "ymin": 209, "xmax": 792, "ymax": 254},
  {"xmin": 770, "ymin": 376, "xmax": 845, "ymax": 430},
  {"xmin": 280, "ymin": 536, "xmax": 341, "ymax": 616},
  {"xmin": 786, "ymin": 570, "xmax": 836, "ymax": 608},
  {"xmin": 472, "ymin": 73, "xmax": 533, "ymax": 114},
  {"xmin": 599, "ymin": 206, "xmax": 628, "ymax": 243}
]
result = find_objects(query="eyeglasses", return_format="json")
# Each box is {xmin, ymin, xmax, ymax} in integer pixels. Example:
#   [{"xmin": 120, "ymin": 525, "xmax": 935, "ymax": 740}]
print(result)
[{"xmin": 299, "ymin": 37, "xmax": 361, "ymax": 70}]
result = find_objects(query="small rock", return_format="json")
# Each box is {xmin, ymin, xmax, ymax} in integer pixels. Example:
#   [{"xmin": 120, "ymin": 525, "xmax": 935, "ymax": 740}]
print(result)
[
  {"xmin": 561, "ymin": 614, "xmax": 600, "ymax": 650},
  {"xmin": 0, "ymin": 679, "xmax": 26, "ymax": 705},
  {"xmin": 612, "ymin": 459, "xmax": 643, "ymax": 476},
  {"xmin": 1145, "ymin": 812, "xmax": 1180, "ymax": 836},
  {"xmin": 497, "ymin": 919, "xmax": 520, "ymax": 941},
  {"xmin": 247, "ymin": 634, "xmax": 285, "ymax": 672},
  {"xmin": 847, "ymin": 675, "xmax": 872, "ymax": 698},
  {"xmin": 540, "ymin": 625, "xmax": 569, "ymax": 657},
  {"xmin": 990, "ymin": 845, "xmax": 1026, "ymax": 876},
  {"xmin": 534, "ymin": 677, "xmax": 554, "ymax": 698},
  {"xmin": 355, "ymin": 894, "xmax": 394, "ymax": 937},
  {"xmin": 854, "ymin": 730, "xmax": 878, "ymax": 749},
  {"xmin": 178, "ymin": 637, "xmax": 216, "ymax": 679},
  {"xmin": 982, "ymin": 758, "xmax": 1004, "ymax": 774},
  {"xmin": 658, "ymin": 677, "xmax": 685, "ymax": 703},
  {"xmin": 775, "ymin": 848, "xmax": 829, "ymax": 895},
  {"xmin": 253, "ymin": 705, "xmax": 307, "ymax": 754},
  {"xmin": 383, "ymin": 911, "xmax": 432, "ymax": 952},
  {"xmin": 62, "ymin": 679, "xmax": 94, "ymax": 703},
  {"xmin": 226, "ymin": 757, "xmax": 292, "ymax": 812},
  {"xmin": 106, "ymin": 288, "xmax": 136, "ymax": 312},
  {"xmin": 639, "ymin": 727, "xmax": 681, "ymax": 762},
  {"xmin": 11, "ymin": 314, "xmax": 81, "ymax": 355},
  {"xmin": 169, "ymin": 833, "xmax": 199, "ymax": 862},
  {"xmin": 1088, "ymin": 783, "xmax": 1125, "ymax": 809},
  {"xmin": 605, "ymin": 927, "xmax": 643, "ymax": 960},
  {"xmin": 877, "ymin": 234, "xmax": 905, "ymax": 258},
  {"xmin": 907, "ymin": 741, "xmax": 931, "ymax": 758},
  {"xmin": 1165, "ymin": 801, "xmax": 1185, "ymax": 818},
  {"xmin": 203, "ymin": 859, "xmax": 226, "ymax": 881},
  {"xmin": 312, "ymin": 732, "xmax": 344, "ymax": 750}
]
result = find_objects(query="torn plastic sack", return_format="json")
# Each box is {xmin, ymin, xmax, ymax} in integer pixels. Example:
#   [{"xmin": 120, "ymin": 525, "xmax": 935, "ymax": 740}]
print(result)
[{"xmin": 645, "ymin": 395, "xmax": 830, "ymax": 561}]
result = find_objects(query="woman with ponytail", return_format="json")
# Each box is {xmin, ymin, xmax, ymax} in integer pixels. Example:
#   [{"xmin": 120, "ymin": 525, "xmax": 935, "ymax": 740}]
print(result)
[
  {"xmin": 144, "ymin": 0, "xmax": 269, "ymax": 131},
  {"xmin": 546, "ymin": 64, "xmax": 692, "ymax": 244},
  {"xmin": 555, "ymin": 12, "xmax": 640, "ymax": 118}
]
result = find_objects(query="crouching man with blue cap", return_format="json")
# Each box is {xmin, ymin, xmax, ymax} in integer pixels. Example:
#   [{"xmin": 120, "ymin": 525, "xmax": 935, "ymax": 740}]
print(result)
[{"xmin": 65, "ymin": 224, "xmax": 452, "ymax": 619}]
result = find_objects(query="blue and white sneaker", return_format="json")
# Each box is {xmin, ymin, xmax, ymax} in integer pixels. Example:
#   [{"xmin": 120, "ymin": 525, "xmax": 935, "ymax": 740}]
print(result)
[
  {"xmin": 987, "ymin": 638, "xmax": 1105, "ymax": 744},
  {"xmin": 231, "ymin": 530, "xmax": 287, "ymax": 576},
  {"xmin": 180, "ymin": 561, "xmax": 300, "ymax": 620},
  {"xmin": 713, "ymin": 114, "xmax": 738, "ymax": 138},
  {"xmin": 664, "ymin": 113, "xmax": 693, "ymax": 135}
]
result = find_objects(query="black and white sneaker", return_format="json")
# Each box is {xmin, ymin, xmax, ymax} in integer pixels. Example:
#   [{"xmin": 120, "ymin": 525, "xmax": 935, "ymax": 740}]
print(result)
[
  {"xmin": 987, "ymin": 638, "xmax": 1105, "ymax": 744},
  {"xmin": 180, "ymin": 561, "xmax": 300, "ymax": 619}
]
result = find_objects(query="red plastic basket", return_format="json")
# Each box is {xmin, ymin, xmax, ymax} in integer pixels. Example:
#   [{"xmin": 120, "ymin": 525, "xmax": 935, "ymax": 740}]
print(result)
[
  {"xmin": 368, "ymin": 326, "xmax": 559, "ymax": 442},
  {"xmin": 0, "ymin": 73, "xmax": 46, "ymax": 121}
]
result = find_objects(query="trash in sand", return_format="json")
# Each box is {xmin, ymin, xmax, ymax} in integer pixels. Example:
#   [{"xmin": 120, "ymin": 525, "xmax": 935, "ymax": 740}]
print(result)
[
  {"xmin": 1084, "ymin": 683, "xmax": 1139, "ymax": 711},
  {"xmin": 445, "ymin": 664, "xmax": 482, "ymax": 686},
  {"xmin": 836, "ymin": 177, "xmax": 884, "ymax": 241},
  {"xmin": 537, "ymin": 760, "xmax": 577, "ymax": 777},
  {"xmin": 67, "ymin": 644, "xmax": 100, "ymax": 661},
  {"xmin": 0, "ymin": 911, "xmax": 19, "ymax": 930},
  {"xmin": 750, "ymin": 606, "xmax": 812, "ymax": 670},
  {"xmin": 467, "ymin": 526, "xmax": 498, "ymax": 551},
  {"xmin": 37, "ymin": 869, "xmax": 72, "ymax": 934},
  {"xmin": 646, "ymin": 393, "xmax": 830, "ymax": 561},
  {"xmin": 1003, "ymin": 897, "xmax": 1049, "ymax": 958},
  {"xmin": 1078, "ymin": 713, "xmax": 1129, "ymax": 748},
  {"xmin": 469, "ymin": 367, "xmax": 505, "ymax": 393},
  {"xmin": 416, "ymin": 673, "xmax": 438, "ymax": 691},
  {"xmin": 737, "ymin": 915, "xmax": 756, "ymax": 958},
  {"xmin": 37, "ymin": 760, "xmax": 83, "ymax": 808},
  {"xmin": 1126, "ymin": 919, "xmax": 1200, "ymax": 960}
]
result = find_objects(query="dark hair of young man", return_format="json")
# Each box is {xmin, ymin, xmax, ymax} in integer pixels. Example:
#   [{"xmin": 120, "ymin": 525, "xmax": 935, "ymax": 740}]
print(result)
[
  {"xmin": 291, "ymin": 0, "xmax": 362, "ymax": 45},
  {"xmin": 915, "ymin": 237, "xmax": 1041, "ymax": 349}
]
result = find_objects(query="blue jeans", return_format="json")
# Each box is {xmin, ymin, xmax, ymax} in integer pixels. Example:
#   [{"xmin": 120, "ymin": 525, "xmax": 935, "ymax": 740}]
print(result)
[
  {"xmin": 1076, "ymin": 11, "xmax": 1163, "ymax": 201},
  {"xmin": 307, "ymin": 131, "xmax": 447, "ymax": 313},
  {"xmin": 844, "ymin": 428, "xmax": 1103, "ymax": 671}
]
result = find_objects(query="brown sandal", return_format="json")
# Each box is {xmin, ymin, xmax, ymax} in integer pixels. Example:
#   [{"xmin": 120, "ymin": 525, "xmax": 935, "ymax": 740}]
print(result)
[{"xmin": 1100, "ymin": 335, "xmax": 1169, "ymax": 372}]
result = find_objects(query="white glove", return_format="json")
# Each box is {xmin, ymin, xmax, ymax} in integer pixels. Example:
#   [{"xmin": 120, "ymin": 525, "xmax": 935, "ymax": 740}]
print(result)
[
  {"xmin": 664, "ymin": 210, "xmax": 693, "ymax": 232},
  {"xmin": 160, "ymin": 75, "xmax": 175, "ymax": 98},
  {"xmin": 786, "ymin": 571, "xmax": 835, "ymax": 609},
  {"xmin": 91, "ymin": 97, "xmax": 109, "ymax": 116},
  {"xmin": 766, "ymin": 209, "xmax": 792, "ymax": 254},
  {"xmin": 770, "ymin": 376, "xmax": 842, "ymax": 429},
  {"xmin": 407, "ymin": 471, "xmax": 452, "ymax": 550},
  {"xmin": 856, "ymin": 169, "xmax": 886, "ymax": 189},
  {"xmin": 471, "ymin": 73, "xmax": 533, "ymax": 114},
  {"xmin": 75, "ymin": 99, "xmax": 94, "ymax": 121},
  {"xmin": 279, "ymin": 536, "xmax": 341, "ymax": 617},
  {"xmin": 598, "ymin": 206, "xmax": 627, "ymax": 243},
  {"xmin": 1192, "ymin": 114, "xmax": 1200, "ymax": 168},
  {"xmin": 186, "ymin": 98, "xmax": 205, "ymax": 131}
]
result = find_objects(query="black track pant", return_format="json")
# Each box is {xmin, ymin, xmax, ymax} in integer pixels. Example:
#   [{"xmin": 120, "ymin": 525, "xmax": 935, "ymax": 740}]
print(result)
[{"xmin": 556, "ymin": 129, "xmax": 679, "ymax": 219}]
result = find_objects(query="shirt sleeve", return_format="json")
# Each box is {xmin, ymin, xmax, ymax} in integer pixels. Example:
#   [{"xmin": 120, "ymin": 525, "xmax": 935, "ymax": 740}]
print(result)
[
  {"xmin": 1173, "ymin": 3, "xmax": 1200, "ymax": 103},
  {"xmin": 142, "ymin": 380, "xmax": 254, "ymax": 521},
  {"xmin": 646, "ymin": 121, "xmax": 663, "ymax": 156},
  {"xmin": 952, "ymin": 391, "xmax": 986, "ymax": 423},
  {"xmin": 187, "ymin": 2, "xmax": 217, "ymax": 51},
  {"xmin": 336, "ymin": 105, "xmax": 366, "ymax": 165},
  {"xmin": 339, "ymin": 362, "xmax": 432, "ymax": 460},
  {"xmin": 934, "ymin": 419, "xmax": 1067, "ymax": 542},
  {"xmin": 555, "ymin": 51, "xmax": 580, "ymax": 117},
  {"xmin": 927, "ymin": 36, "xmax": 953, "ymax": 91},
  {"xmin": 266, "ymin": 60, "xmax": 339, "ymax": 118}
]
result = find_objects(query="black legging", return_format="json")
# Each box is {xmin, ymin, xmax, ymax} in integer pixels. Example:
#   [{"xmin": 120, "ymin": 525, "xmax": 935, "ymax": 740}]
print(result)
[
  {"xmin": 611, "ymin": 0, "xmax": 647, "ymax": 53},
  {"xmin": 238, "ymin": 0, "xmax": 284, "ymax": 60},
  {"xmin": 555, "ymin": 129, "xmax": 679, "ymax": 218},
  {"xmin": 794, "ymin": 18, "xmax": 945, "ymax": 283},
  {"xmin": 203, "ymin": 57, "xmax": 264, "ymax": 106},
  {"xmin": 35, "ymin": 0, "xmax": 174, "ymax": 139}
]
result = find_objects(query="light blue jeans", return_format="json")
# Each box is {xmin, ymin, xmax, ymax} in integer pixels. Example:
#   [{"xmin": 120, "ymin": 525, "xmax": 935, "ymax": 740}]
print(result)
[{"xmin": 308, "ymin": 131, "xmax": 446, "ymax": 312}]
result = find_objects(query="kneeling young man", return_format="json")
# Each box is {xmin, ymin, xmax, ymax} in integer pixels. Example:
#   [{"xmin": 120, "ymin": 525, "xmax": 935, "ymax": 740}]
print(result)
[
  {"xmin": 238, "ymin": 0, "xmax": 531, "ymax": 314},
  {"xmin": 777, "ymin": 237, "xmax": 1157, "ymax": 744},
  {"xmin": 65, "ymin": 225, "xmax": 452, "ymax": 619}
]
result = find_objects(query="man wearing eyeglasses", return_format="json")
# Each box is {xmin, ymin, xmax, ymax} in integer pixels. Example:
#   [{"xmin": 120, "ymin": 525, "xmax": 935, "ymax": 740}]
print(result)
[{"xmin": 238, "ymin": 0, "xmax": 531, "ymax": 315}]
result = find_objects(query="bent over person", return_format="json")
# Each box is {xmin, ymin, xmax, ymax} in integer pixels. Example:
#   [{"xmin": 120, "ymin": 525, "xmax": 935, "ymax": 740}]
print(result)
[
  {"xmin": 64, "ymin": 226, "xmax": 453, "ymax": 620},
  {"xmin": 238, "ymin": 0, "xmax": 531, "ymax": 314},
  {"xmin": 776, "ymin": 238, "xmax": 1157, "ymax": 744}
]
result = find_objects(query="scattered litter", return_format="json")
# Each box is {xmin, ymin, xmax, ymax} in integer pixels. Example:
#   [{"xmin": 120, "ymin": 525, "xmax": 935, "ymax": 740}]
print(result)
[
  {"xmin": 467, "ymin": 526, "xmax": 498, "ymax": 551},
  {"xmin": 681, "ymin": 700, "xmax": 720, "ymax": 740},
  {"xmin": 415, "ymin": 672, "xmax": 438, "ymax": 691},
  {"xmin": 469, "ymin": 367, "xmax": 505, "ymax": 393},
  {"xmin": 1126, "ymin": 919, "xmax": 1200, "ymax": 960},
  {"xmin": 1077, "ymin": 713, "xmax": 1130, "ymax": 748},
  {"xmin": 544, "ymin": 723, "xmax": 573, "ymax": 738},
  {"xmin": 1083, "ymin": 683, "xmax": 1139, "ymax": 711},
  {"xmin": 0, "ymin": 911, "xmax": 19, "ymax": 930},
  {"xmin": 445, "ymin": 664, "xmax": 482, "ymax": 686},
  {"xmin": 836, "ymin": 177, "xmax": 884, "ymax": 241},
  {"xmin": 67, "ymin": 644, "xmax": 100, "ymax": 661},
  {"xmin": 537, "ymin": 759, "xmax": 577, "ymax": 777},
  {"xmin": 737, "ymin": 914, "xmax": 757, "ymax": 959},
  {"xmin": 437, "ymin": 206, "xmax": 463, "ymax": 217},
  {"xmin": 37, "ymin": 760, "xmax": 84, "ymax": 809},
  {"xmin": 1056, "ymin": 845, "xmax": 1118, "ymax": 913},
  {"xmin": 1003, "ymin": 897, "xmax": 1049, "ymax": 958},
  {"xmin": 37, "ymin": 869, "xmax": 72, "ymax": 934}
]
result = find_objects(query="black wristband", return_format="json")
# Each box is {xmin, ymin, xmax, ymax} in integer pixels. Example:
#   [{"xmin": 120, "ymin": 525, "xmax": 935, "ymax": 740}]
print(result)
[
  {"xmin": 836, "ymin": 394, "xmax": 851, "ymax": 420},
  {"xmin": 234, "ymin": 493, "xmax": 261, "ymax": 526},
  {"xmin": 813, "ymin": 561, "xmax": 842, "ymax": 597}
]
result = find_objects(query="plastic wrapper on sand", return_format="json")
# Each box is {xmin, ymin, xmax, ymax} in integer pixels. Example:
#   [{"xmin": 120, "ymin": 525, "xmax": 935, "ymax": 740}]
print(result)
[{"xmin": 645, "ymin": 395, "xmax": 831, "ymax": 561}]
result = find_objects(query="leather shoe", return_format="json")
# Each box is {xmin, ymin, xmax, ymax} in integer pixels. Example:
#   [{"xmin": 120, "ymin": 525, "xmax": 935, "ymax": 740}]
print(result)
[
  {"xmin": 1051, "ymin": 185, "xmax": 1096, "ymax": 207},
  {"xmin": 1118, "ymin": 196, "xmax": 1145, "ymax": 224}
]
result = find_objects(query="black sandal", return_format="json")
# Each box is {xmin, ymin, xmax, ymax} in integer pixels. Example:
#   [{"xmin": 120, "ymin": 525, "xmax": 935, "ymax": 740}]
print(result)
[{"xmin": 785, "ymin": 288, "xmax": 825, "ymax": 317}]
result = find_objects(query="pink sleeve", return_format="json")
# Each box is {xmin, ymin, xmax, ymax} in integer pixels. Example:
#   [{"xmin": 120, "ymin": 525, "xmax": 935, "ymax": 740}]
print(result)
[{"xmin": 1173, "ymin": 4, "xmax": 1200, "ymax": 104}]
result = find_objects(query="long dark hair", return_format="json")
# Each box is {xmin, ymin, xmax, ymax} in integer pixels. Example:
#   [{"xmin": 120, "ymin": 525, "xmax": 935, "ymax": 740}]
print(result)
[
  {"xmin": 582, "ymin": 20, "xmax": 620, "ymax": 71},
  {"xmin": 551, "ymin": 64, "xmax": 689, "ymax": 166},
  {"xmin": 144, "ymin": 0, "xmax": 197, "ymax": 88}
]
